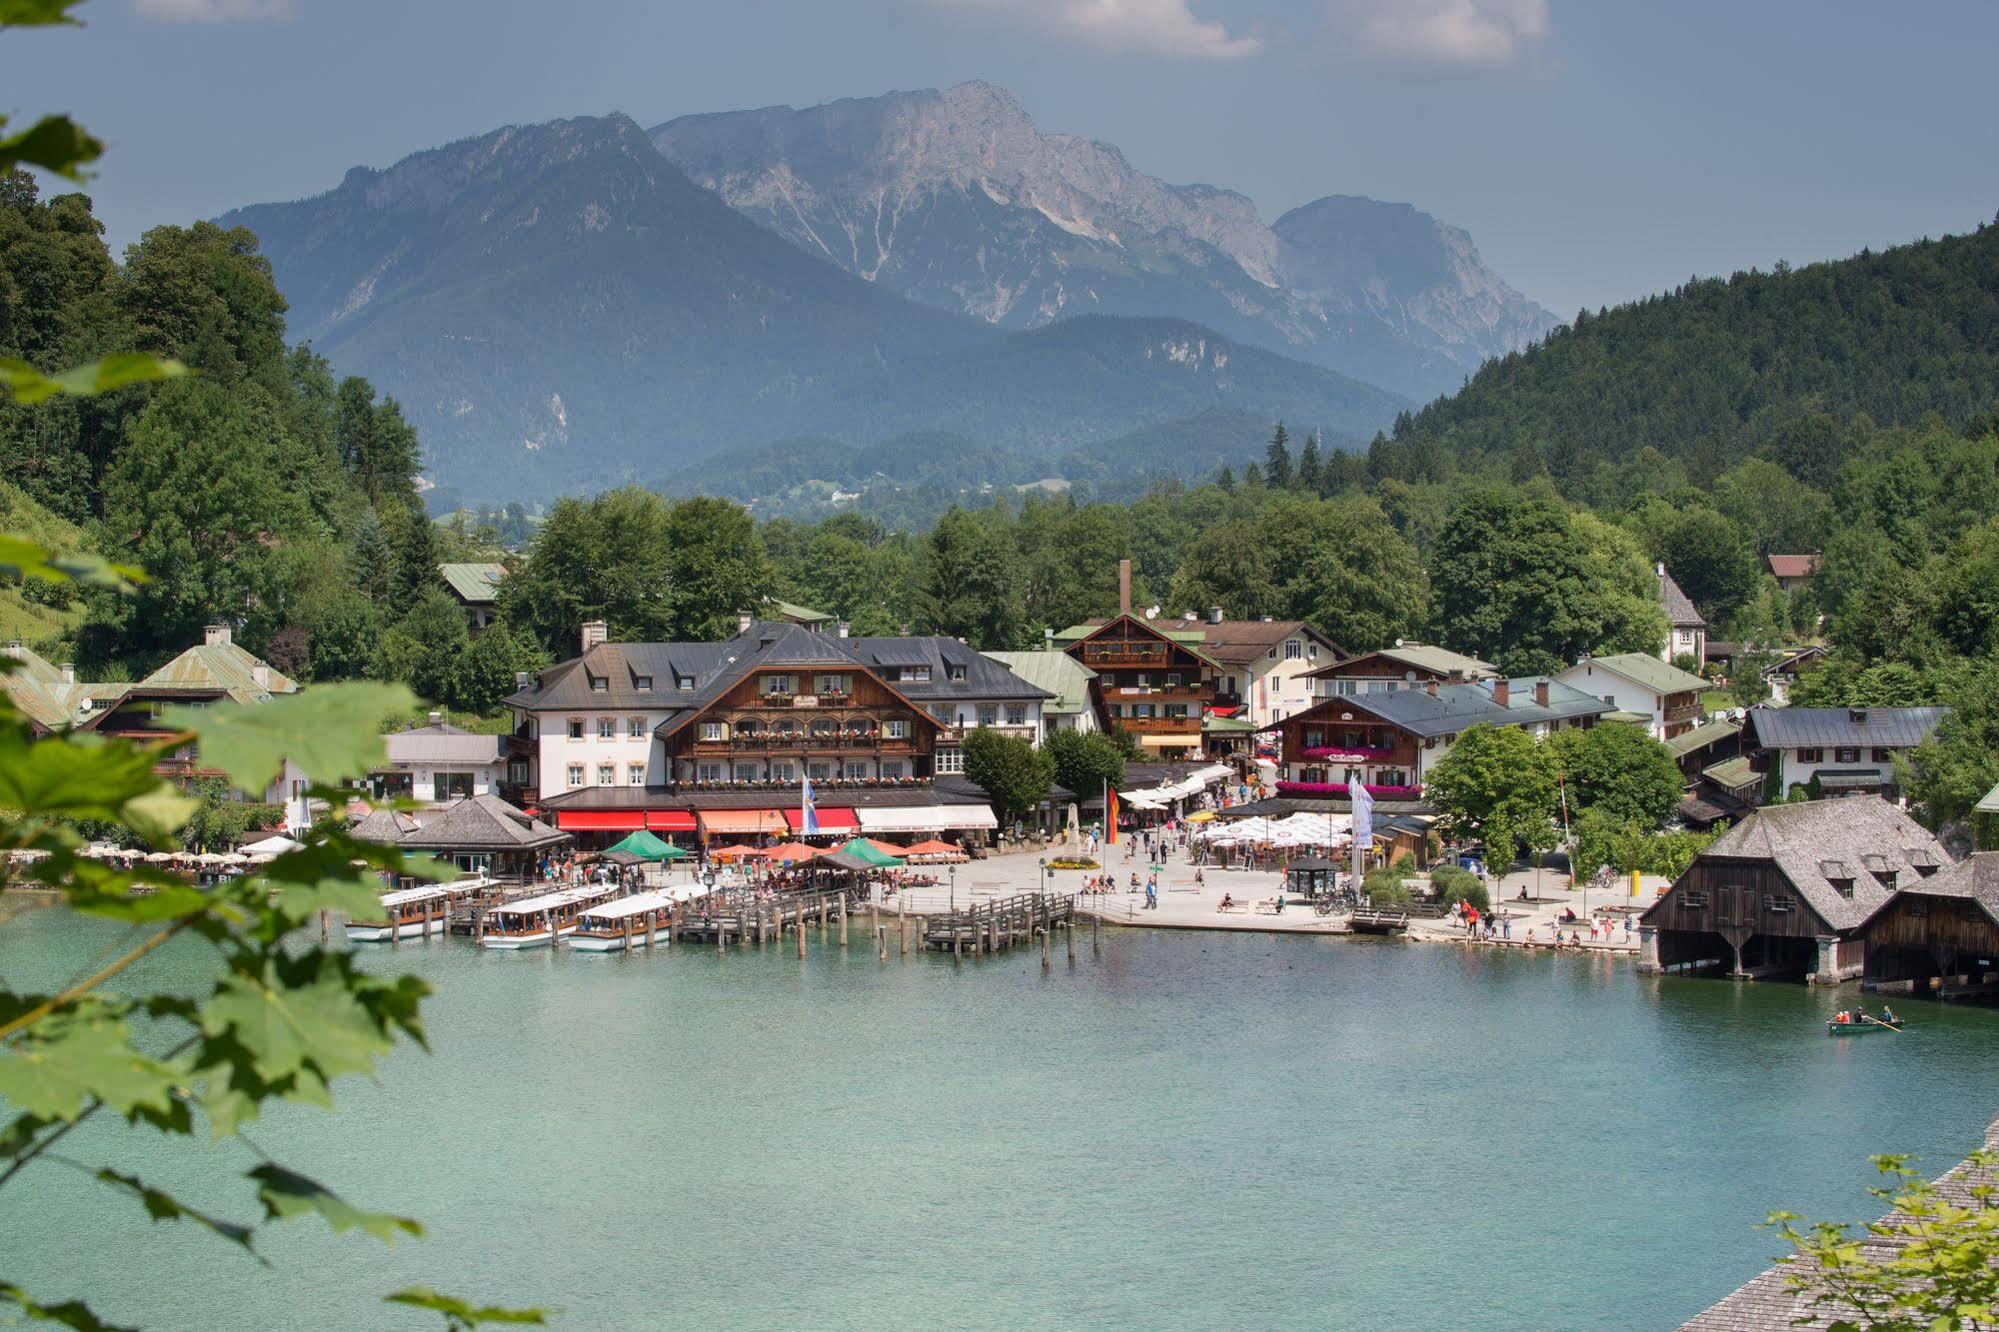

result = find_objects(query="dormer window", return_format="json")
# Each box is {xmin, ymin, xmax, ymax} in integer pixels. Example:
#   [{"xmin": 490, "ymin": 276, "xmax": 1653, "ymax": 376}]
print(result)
[
  {"xmin": 633, "ymin": 675, "xmax": 653, "ymax": 691},
  {"xmin": 947, "ymin": 664, "xmax": 967, "ymax": 682},
  {"xmin": 1820, "ymin": 860, "xmax": 1855, "ymax": 896},
  {"xmin": 589, "ymin": 675, "xmax": 608, "ymax": 692},
  {"xmin": 1906, "ymin": 848, "xmax": 1940, "ymax": 878},
  {"xmin": 676, "ymin": 675, "xmax": 694, "ymax": 691},
  {"xmin": 1860, "ymin": 854, "xmax": 1897, "ymax": 889}
]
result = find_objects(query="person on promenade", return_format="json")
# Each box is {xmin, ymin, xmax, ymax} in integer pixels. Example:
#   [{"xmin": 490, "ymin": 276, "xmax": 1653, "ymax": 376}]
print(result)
[
  {"xmin": 1501, "ymin": 911, "xmax": 1512, "ymax": 940},
  {"xmin": 1194, "ymin": 866, "xmax": 1204, "ymax": 886},
  {"xmin": 1218, "ymin": 893, "xmax": 1234, "ymax": 912},
  {"xmin": 1129, "ymin": 872, "xmax": 1140, "ymax": 893},
  {"xmin": 1144, "ymin": 880, "xmax": 1157, "ymax": 910}
]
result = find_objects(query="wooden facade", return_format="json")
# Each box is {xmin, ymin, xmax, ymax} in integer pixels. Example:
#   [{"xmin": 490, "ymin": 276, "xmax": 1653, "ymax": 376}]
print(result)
[
  {"xmin": 1063, "ymin": 615, "xmax": 1211, "ymax": 751},
  {"xmin": 1269, "ymin": 708, "xmax": 1421, "ymax": 788},
  {"xmin": 1859, "ymin": 892, "xmax": 1999, "ymax": 995},
  {"xmin": 666, "ymin": 665, "xmax": 941, "ymax": 783},
  {"xmin": 1644, "ymin": 856, "xmax": 1836, "ymax": 977}
]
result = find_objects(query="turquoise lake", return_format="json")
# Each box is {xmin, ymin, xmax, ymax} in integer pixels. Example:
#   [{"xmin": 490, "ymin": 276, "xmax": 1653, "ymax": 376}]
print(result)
[{"xmin": 5, "ymin": 906, "xmax": 1999, "ymax": 1330}]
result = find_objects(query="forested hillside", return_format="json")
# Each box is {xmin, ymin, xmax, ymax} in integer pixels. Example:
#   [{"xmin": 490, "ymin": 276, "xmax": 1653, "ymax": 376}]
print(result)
[{"xmin": 1390, "ymin": 220, "xmax": 1999, "ymax": 495}]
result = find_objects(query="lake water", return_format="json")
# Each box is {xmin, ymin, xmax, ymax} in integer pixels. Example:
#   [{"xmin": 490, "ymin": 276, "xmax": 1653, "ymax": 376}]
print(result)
[{"xmin": 6, "ymin": 907, "xmax": 1999, "ymax": 1331}]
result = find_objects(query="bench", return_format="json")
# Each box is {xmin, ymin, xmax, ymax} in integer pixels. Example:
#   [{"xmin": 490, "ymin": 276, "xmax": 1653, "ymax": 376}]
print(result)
[
  {"xmin": 1217, "ymin": 902, "xmax": 1250, "ymax": 914},
  {"xmin": 1252, "ymin": 900, "xmax": 1288, "ymax": 916}
]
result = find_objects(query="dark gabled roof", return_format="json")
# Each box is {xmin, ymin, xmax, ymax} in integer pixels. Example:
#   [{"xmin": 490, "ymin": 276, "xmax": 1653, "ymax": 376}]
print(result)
[
  {"xmin": 1649, "ymin": 797, "xmax": 1952, "ymax": 932},
  {"xmin": 396, "ymin": 794, "xmax": 569, "ymax": 852},
  {"xmin": 1177, "ymin": 619, "xmax": 1343, "ymax": 667},
  {"xmin": 1658, "ymin": 567, "xmax": 1704, "ymax": 627},
  {"xmin": 1747, "ymin": 706, "xmax": 1948, "ymax": 750},
  {"xmin": 1058, "ymin": 613, "xmax": 1225, "ymax": 672},
  {"xmin": 845, "ymin": 635, "xmax": 1052, "ymax": 703},
  {"xmin": 1859, "ymin": 851, "xmax": 1999, "ymax": 929},
  {"xmin": 1280, "ymin": 677, "xmax": 1614, "ymax": 740}
]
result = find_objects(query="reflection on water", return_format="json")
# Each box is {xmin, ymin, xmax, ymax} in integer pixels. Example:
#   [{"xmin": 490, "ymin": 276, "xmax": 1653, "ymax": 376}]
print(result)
[{"xmin": 2, "ymin": 907, "xmax": 1995, "ymax": 1331}]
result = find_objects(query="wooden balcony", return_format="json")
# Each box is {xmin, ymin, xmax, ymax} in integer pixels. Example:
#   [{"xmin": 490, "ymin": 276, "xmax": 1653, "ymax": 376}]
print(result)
[
  {"xmin": 1112, "ymin": 714, "xmax": 1203, "ymax": 736},
  {"xmin": 1079, "ymin": 641, "xmax": 1169, "ymax": 667}
]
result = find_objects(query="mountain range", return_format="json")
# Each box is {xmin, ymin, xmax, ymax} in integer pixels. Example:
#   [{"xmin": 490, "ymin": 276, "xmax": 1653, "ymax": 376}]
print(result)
[
  {"xmin": 219, "ymin": 85, "xmax": 1553, "ymax": 506},
  {"xmin": 654, "ymin": 82, "xmax": 1554, "ymax": 402}
]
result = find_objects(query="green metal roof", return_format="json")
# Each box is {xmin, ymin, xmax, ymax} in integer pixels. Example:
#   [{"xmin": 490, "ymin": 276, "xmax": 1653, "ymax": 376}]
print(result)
[
  {"xmin": 438, "ymin": 562, "xmax": 507, "ymax": 604},
  {"xmin": 1666, "ymin": 717, "xmax": 1742, "ymax": 759},
  {"xmin": 1702, "ymin": 756, "xmax": 1758, "ymax": 790},
  {"xmin": 1602, "ymin": 710, "xmax": 1653, "ymax": 724},
  {"xmin": 1977, "ymin": 780, "xmax": 1999, "ymax": 816},
  {"xmin": 983, "ymin": 650, "xmax": 1097, "ymax": 715},
  {"xmin": 140, "ymin": 640, "xmax": 297, "ymax": 703},
  {"xmin": 1570, "ymin": 652, "xmax": 1710, "ymax": 697},
  {"xmin": 1202, "ymin": 715, "xmax": 1256, "ymax": 733},
  {"xmin": 766, "ymin": 598, "xmax": 832, "ymax": 624}
]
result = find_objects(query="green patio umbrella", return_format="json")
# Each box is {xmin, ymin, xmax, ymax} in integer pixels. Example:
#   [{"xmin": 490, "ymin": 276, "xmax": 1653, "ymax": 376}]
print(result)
[
  {"xmin": 832, "ymin": 836, "xmax": 904, "ymax": 868},
  {"xmin": 607, "ymin": 829, "xmax": 688, "ymax": 862}
]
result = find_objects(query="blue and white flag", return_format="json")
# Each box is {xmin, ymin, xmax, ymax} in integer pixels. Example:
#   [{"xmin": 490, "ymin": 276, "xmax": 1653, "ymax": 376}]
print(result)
[
  {"xmin": 801, "ymin": 775, "xmax": 820, "ymax": 836},
  {"xmin": 1349, "ymin": 780, "xmax": 1374, "ymax": 884}
]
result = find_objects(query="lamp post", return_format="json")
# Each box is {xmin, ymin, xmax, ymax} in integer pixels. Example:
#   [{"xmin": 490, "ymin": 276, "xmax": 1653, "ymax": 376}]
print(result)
[{"xmin": 949, "ymin": 864, "xmax": 957, "ymax": 913}]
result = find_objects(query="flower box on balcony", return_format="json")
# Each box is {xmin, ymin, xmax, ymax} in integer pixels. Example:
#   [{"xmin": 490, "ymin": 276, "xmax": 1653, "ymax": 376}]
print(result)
[
  {"xmin": 1296, "ymin": 747, "xmax": 1398, "ymax": 763},
  {"xmin": 1275, "ymin": 780, "xmax": 1423, "ymax": 799}
]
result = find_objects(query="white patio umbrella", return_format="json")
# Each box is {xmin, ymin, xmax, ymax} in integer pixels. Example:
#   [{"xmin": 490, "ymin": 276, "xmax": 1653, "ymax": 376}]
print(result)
[
  {"xmin": 143, "ymin": 850, "xmax": 176, "ymax": 863},
  {"xmin": 241, "ymin": 834, "xmax": 303, "ymax": 857}
]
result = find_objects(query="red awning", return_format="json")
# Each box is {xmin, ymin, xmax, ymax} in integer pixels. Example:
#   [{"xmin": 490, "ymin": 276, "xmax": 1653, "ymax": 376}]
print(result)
[
  {"xmin": 556, "ymin": 810, "xmax": 647, "ymax": 832},
  {"xmin": 698, "ymin": 809, "xmax": 787, "ymax": 836},
  {"xmin": 646, "ymin": 810, "xmax": 697, "ymax": 832},
  {"xmin": 784, "ymin": 806, "xmax": 857, "ymax": 832}
]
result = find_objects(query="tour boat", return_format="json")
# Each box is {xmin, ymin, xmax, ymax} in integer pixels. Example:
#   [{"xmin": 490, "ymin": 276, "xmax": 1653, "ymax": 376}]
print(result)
[
  {"xmin": 566, "ymin": 889, "xmax": 679, "ymax": 951},
  {"xmin": 345, "ymin": 876, "xmax": 489, "ymax": 942},
  {"xmin": 1826, "ymin": 1016, "xmax": 1903, "ymax": 1036},
  {"xmin": 479, "ymin": 883, "xmax": 624, "ymax": 950}
]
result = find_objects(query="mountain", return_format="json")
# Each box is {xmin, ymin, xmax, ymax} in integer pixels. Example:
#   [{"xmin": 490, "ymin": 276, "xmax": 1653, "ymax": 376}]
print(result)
[
  {"xmin": 650, "ymin": 81, "xmax": 1554, "ymax": 400},
  {"xmin": 1390, "ymin": 220, "xmax": 1999, "ymax": 483},
  {"xmin": 220, "ymin": 113, "xmax": 1400, "ymax": 504}
]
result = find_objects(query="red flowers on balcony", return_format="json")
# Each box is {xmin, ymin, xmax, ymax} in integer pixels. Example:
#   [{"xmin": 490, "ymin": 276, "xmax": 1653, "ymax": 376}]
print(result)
[
  {"xmin": 1296, "ymin": 747, "xmax": 1397, "ymax": 763},
  {"xmin": 1275, "ymin": 780, "xmax": 1422, "ymax": 799}
]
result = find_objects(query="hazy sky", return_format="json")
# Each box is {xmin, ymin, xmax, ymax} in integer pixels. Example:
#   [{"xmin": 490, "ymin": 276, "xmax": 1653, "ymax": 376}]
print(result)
[{"xmin": 10, "ymin": 0, "xmax": 1997, "ymax": 317}]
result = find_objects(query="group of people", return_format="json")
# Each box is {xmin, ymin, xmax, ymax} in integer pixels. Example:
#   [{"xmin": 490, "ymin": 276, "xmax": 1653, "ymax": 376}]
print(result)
[{"xmin": 1832, "ymin": 1006, "xmax": 1898, "ymax": 1026}]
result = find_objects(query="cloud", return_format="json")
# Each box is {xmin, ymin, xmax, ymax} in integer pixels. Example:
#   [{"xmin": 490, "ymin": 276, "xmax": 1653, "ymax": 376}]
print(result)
[
  {"xmin": 132, "ymin": 0, "xmax": 293, "ymax": 21},
  {"xmin": 919, "ymin": 0, "xmax": 1263, "ymax": 61},
  {"xmin": 1326, "ymin": 0, "xmax": 1549, "ymax": 72}
]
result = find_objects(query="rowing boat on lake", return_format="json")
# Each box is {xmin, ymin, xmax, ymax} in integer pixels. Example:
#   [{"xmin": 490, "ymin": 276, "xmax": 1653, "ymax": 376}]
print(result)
[{"xmin": 1827, "ymin": 1017, "xmax": 1903, "ymax": 1036}]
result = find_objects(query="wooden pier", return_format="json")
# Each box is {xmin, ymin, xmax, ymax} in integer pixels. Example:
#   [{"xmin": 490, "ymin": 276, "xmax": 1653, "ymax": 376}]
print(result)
[{"xmin": 920, "ymin": 893, "xmax": 1076, "ymax": 956}]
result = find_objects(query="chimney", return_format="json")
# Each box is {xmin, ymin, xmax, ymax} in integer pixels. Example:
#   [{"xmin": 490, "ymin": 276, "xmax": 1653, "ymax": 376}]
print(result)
[
  {"xmin": 252, "ymin": 664, "xmax": 269, "ymax": 690},
  {"xmin": 1118, "ymin": 559, "xmax": 1132, "ymax": 615},
  {"xmin": 1535, "ymin": 679, "xmax": 1550, "ymax": 707},
  {"xmin": 580, "ymin": 620, "xmax": 608, "ymax": 652},
  {"xmin": 737, "ymin": 612, "xmax": 753, "ymax": 634},
  {"xmin": 515, "ymin": 671, "xmax": 532, "ymax": 690},
  {"xmin": 204, "ymin": 623, "xmax": 231, "ymax": 647},
  {"xmin": 58, "ymin": 662, "xmax": 74, "ymax": 685},
  {"xmin": 1207, "ymin": 606, "xmax": 1224, "ymax": 625},
  {"xmin": 1423, "ymin": 679, "xmax": 1439, "ymax": 698},
  {"xmin": 836, "ymin": 620, "xmax": 850, "ymax": 639},
  {"xmin": 1492, "ymin": 678, "xmax": 1510, "ymax": 707},
  {"xmin": 1655, "ymin": 561, "xmax": 1666, "ymax": 579},
  {"xmin": 427, "ymin": 710, "xmax": 443, "ymax": 726}
]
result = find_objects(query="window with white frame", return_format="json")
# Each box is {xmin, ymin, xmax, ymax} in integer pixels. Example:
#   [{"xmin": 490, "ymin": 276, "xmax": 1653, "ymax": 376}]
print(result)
[
  {"xmin": 627, "ymin": 716, "xmax": 644, "ymax": 739},
  {"xmin": 770, "ymin": 761, "xmax": 796, "ymax": 782},
  {"xmin": 905, "ymin": 665, "xmax": 932, "ymax": 683},
  {"xmin": 808, "ymin": 762, "xmax": 830, "ymax": 780},
  {"xmin": 936, "ymin": 747, "xmax": 964, "ymax": 774},
  {"xmin": 627, "ymin": 763, "xmax": 645, "ymax": 785},
  {"xmin": 947, "ymin": 663, "xmax": 966, "ymax": 682},
  {"xmin": 1005, "ymin": 704, "xmax": 1026, "ymax": 726},
  {"xmin": 732, "ymin": 763, "xmax": 757, "ymax": 782},
  {"xmin": 841, "ymin": 761, "xmax": 869, "ymax": 780},
  {"xmin": 595, "ymin": 763, "xmax": 614, "ymax": 786},
  {"xmin": 764, "ymin": 673, "xmax": 792, "ymax": 696},
  {"xmin": 697, "ymin": 762, "xmax": 723, "ymax": 783},
  {"xmin": 880, "ymin": 761, "xmax": 904, "ymax": 779},
  {"xmin": 977, "ymin": 704, "xmax": 997, "ymax": 726},
  {"xmin": 1285, "ymin": 640, "xmax": 1302, "ymax": 660},
  {"xmin": 566, "ymin": 763, "xmax": 584, "ymax": 787},
  {"xmin": 633, "ymin": 675, "xmax": 652, "ymax": 691},
  {"xmin": 596, "ymin": 717, "xmax": 614, "ymax": 740},
  {"xmin": 700, "ymin": 721, "xmax": 724, "ymax": 742},
  {"xmin": 567, "ymin": 718, "xmax": 584, "ymax": 739},
  {"xmin": 885, "ymin": 719, "xmax": 908, "ymax": 739}
]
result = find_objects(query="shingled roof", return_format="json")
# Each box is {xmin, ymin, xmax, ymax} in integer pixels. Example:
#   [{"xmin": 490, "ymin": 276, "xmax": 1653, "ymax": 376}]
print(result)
[
  {"xmin": 1659, "ymin": 566, "xmax": 1705, "ymax": 627},
  {"xmin": 1859, "ymin": 851, "xmax": 1999, "ymax": 928},
  {"xmin": 1289, "ymin": 676, "xmax": 1614, "ymax": 739},
  {"xmin": 1653, "ymin": 797, "xmax": 1952, "ymax": 932},
  {"xmin": 395, "ymin": 794, "xmax": 568, "ymax": 853},
  {"xmin": 1747, "ymin": 706, "xmax": 1948, "ymax": 750}
]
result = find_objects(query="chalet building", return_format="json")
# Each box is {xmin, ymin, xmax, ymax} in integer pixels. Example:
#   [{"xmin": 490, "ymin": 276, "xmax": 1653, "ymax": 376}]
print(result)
[
  {"xmin": 1266, "ymin": 675, "xmax": 1613, "ymax": 802},
  {"xmin": 371, "ymin": 715, "xmax": 510, "ymax": 805},
  {"xmin": 1746, "ymin": 705, "xmax": 1948, "ymax": 802},
  {"xmin": 1765, "ymin": 553, "xmax": 1821, "ymax": 594},
  {"xmin": 1857, "ymin": 852, "xmax": 1999, "ymax": 998},
  {"xmin": 508, "ymin": 620, "xmax": 1046, "ymax": 844},
  {"xmin": 5, "ymin": 625, "xmax": 315, "ymax": 828},
  {"xmin": 1658, "ymin": 563, "xmax": 1706, "ymax": 664},
  {"xmin": 1666, "ymin": 717, "xmax": 1755, "ymax": 828},
  {"xmin": 1055, "ymin": 612, "xmax": 1213, "ymax": 758},
  {"xmin": 1637, "ymin": 797, "xmax": 1951, "ymax": 984},
  {"xmin": 1761, "ymin": 643, "xmax": 1829, "ymax": 704},
  {"xmin": 438, "ymin": 562, "xmax": 507, "ymax": 635},
  {"xmin": 1306, "ymin": 641, "xmax": 1499, "ymax": 699},
  {"xmin": 984, "ymin": 651, "xmax": 1102, "ymax": 734},
  {"xmin": 1555, "ymin": 652, "xmax": 1709, "ymax": 740},
  {"xmin": 353, "ymin": 792, "xmax": 570, "ymax": 879}
]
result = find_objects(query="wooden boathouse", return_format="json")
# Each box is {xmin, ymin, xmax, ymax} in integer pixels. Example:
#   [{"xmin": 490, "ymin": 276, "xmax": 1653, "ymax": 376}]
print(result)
[
  {"xmin": 1637, "ymin": 797, "xmax": 1950, "ymax": 983},
  {"xmin": 1856, "ymin": 851, "xmax": 1999, "ymax": 999}
]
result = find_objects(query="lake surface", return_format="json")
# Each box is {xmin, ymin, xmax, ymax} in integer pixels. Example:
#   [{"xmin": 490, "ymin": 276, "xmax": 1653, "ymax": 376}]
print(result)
[{"xmin": 6, "ymin": 907, "xmax": 1998, "ymax": 1331}]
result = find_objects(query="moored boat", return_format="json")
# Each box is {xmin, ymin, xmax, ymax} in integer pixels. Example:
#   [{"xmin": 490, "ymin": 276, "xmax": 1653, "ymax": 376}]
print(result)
[
  {"xmin": 566, "ymin": 889, "xmax": 680, "ymax": 951},
  {"xmin": 345, "ymin": 876, "xmax": 489, "ymax": 942},
  {"xmin": 478, "ymin": 883, "xmax": 624, "ymax": 949}
]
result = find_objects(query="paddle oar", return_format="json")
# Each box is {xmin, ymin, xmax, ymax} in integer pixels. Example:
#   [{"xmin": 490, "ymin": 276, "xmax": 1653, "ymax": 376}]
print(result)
[{"xmin": 1860, "ymin": 1013, "xmax": 1902, "ymax": 1034}]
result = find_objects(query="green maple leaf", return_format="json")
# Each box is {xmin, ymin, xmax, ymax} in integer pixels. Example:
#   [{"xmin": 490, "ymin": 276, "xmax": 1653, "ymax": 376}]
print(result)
[
  {"xmin": 0, "ymin": 1016, "xmax": 179, "ymax": 1121},
  {"xmin": 249, "ymin": 1164, "xmax": 421, "ymax": 1243},
  {"xmin": 272, "ymin": 873, "xmax": 383, "ymax": 923},
  {"xmin": 201, "ymin": 968, "xmax": 390, "ymax": 1083},
  {"xmin": 0, "ymin": 353, "xmax": 185, "ymax": 402},
  {"xmin": 163, "ymin": 682, "xmax": 413, "ymax": 792},
  {"xmin": 386, "ymin": 1288, "xmax": 547, "ymax": 1326}
]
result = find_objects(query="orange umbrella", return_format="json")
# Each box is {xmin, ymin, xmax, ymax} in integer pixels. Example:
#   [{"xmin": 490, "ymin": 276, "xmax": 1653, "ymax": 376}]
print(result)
[
  {"xmin": 762, "ymin": 841, "xmax": 821, "ymax": 863},
  {"xmin": 710, "ymin": 845, "xmax": 766, "ymax": 862},
  {"xmin": 860, "ymin": 837, "xmax": 911, "ymax": 856}
]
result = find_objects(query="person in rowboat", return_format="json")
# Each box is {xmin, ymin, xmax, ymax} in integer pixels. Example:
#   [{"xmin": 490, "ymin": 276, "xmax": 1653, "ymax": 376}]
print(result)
[{"xmin": 1880, "ymin": 1005, "xmax": 1898, "ymax": 1025}]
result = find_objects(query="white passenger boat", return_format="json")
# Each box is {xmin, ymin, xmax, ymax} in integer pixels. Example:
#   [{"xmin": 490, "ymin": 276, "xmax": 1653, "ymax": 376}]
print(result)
[
  {"xmin": 478, "ymin": 883, "xmax": 624, "ymax": 949},
  {"xmin": 345, "ymin": 876, "xmax": 490, "ymax": 942},
  {"xmin": 566, "ymin": 889, "xmax": 680, "ymax": 951}
]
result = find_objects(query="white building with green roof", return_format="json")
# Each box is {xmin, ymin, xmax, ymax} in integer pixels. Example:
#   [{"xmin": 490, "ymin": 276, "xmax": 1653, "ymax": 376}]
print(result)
[
  {"xmin": 1556, "ymin": 651, "xmax": 1711, "ymax": 740},
  {"xmin": 982, "ymin": 650, "xmax": 1101, "ymax": 735}
]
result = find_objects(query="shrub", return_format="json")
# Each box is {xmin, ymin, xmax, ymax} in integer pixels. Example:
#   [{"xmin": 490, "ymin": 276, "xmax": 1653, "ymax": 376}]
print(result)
[
  {"xmin": 1361, "ymin": 865, "xmax": 1413, "ymax": 906},
  {"xmin": 1430, "ymin": 864, "xmax": 1490, "ymax": 913}
]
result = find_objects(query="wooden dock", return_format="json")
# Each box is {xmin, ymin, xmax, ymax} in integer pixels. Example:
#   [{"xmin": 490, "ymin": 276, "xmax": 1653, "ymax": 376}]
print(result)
[{"xmin": 920, "ymin": 892, "xmax": 1077, "ymax": 957}]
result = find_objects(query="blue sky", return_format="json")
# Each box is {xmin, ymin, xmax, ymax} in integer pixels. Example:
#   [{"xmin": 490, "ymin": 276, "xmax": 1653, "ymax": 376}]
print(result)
[{"xmin": 11, "ymin": 0, "xmax": 1997, "ymax": 318}]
